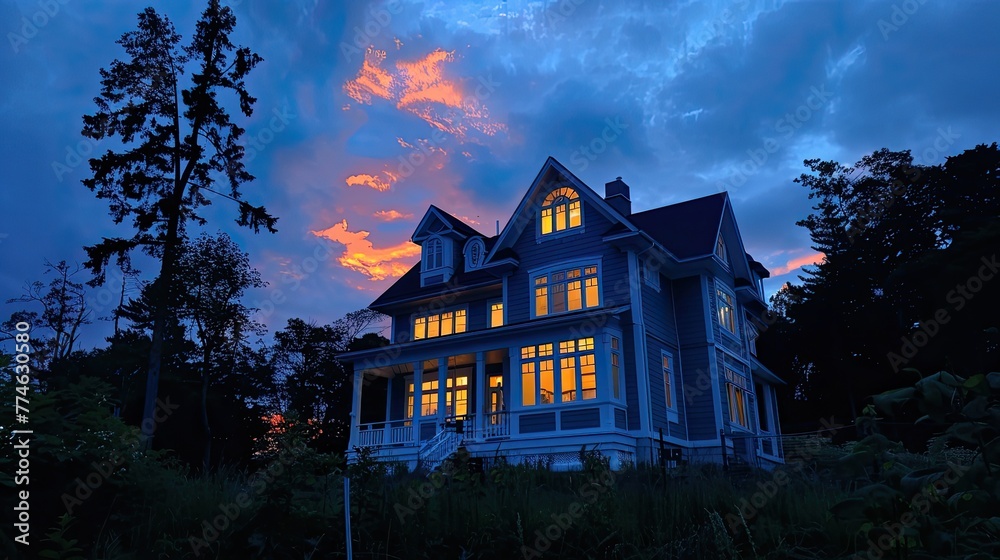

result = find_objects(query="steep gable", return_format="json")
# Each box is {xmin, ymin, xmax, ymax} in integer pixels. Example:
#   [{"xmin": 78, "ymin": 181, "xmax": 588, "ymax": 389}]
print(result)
[{"xmin": 484, "ymin": 156, "xmax": 636, "ymax": 265}]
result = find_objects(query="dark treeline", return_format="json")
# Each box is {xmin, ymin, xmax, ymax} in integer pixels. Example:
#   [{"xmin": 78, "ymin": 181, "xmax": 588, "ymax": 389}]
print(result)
[{"xmin": 758, "ymin": 142, "xmax": 1000, "ymax": 433}]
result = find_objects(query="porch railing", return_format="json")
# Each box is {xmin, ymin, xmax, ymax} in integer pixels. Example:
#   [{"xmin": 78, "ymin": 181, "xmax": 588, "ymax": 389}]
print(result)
[
  {"xmin": 480, "ymin": 411, "xmax": 510, "ymax": 438},
  {"xmin": 356, "ymin": 421, "xmax": 413, "ymax": 448}
]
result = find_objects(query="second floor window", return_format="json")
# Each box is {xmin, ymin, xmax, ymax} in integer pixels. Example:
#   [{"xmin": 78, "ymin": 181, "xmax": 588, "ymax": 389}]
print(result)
[
  {"xmin": 540, "ymin": 187, "xmax": 582, "ymax": 235},
  {"xmin": 534, "ymin": 265, "xmax": 599, "ymax": 317},
  {"xmin": 717, "ymin": 287, "xmax": 736, "ymax": 334},
  {"xmin": 413, "ymin": 309, "xmax": 467, "ymax": 340},
  {"xmin": 489, "ymin": 301, "xmax": 504, "ymax": 327}
]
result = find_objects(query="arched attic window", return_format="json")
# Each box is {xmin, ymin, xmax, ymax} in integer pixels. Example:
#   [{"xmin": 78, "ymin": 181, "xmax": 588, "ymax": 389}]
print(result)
[{"xmin": 540, "ymin": 187, "xmax": 582, "ymax": 235}]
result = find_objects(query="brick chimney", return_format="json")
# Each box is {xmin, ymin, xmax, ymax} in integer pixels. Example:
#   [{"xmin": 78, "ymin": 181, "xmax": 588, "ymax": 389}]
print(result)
[{"xmin": 605, "ymin": 177, "xmax": 631, "ymax": 216}]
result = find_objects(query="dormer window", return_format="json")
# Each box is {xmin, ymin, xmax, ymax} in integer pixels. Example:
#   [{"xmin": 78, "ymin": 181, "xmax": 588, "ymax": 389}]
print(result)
[
  {"xmin": 424, "ymin": 238, "xmax": 443, "ymax": 270},
  {"xmin": 540, "ymin": 187, "xmax": 582, "ymax": 235}
]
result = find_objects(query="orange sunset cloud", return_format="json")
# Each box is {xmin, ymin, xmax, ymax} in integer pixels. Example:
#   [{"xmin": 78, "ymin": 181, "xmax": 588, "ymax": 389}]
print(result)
[
  {"xmin": 312, "ymin": 219, "xmax": 420, "ymax": 282},
  {"xmin": 770, "ymin": 252, "xmax": 825, "ymax": 276}
]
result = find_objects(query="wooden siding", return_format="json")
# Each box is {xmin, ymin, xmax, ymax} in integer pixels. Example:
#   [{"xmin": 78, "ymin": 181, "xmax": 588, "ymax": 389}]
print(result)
[
  {"xmin": 614, "ymin": 407, "xmax": 627, "ymax": 430},
  {"xmin": 673, "ymin": 276, "xmax": 718, "ymax": 440},
  {"xmin": 520, "ymin": 412, "xmax": 557, "ymax": 433},
  {"xmin": 560, "ymin": 408, "xmax": 600, "ymax": 430}
]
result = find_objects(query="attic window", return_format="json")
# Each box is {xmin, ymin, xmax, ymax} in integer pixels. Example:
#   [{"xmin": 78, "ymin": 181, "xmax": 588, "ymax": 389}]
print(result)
[
  {"xmin": 424, "ymin": 238, "xmax": 443, "ymax": 270},
  {"xmin": 540, "ymin": 187, "xmax": 582, "ymax": 235},
  {"xmin": 715, "ymin": 236, "xmax": 728, "ymax": 262}
]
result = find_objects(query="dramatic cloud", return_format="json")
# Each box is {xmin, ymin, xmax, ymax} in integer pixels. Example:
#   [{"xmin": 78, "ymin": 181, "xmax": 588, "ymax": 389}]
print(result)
[
  {"xmin": 311, "ymin": 219, "xmax": 420, "ymax": 282},
  {"xmin": 2, "ymin": 0, "xmax": 998, "ymax": 346},
  {"xmin": 373, "ymin": 209, "xmax": 413, "ymax": 221}
]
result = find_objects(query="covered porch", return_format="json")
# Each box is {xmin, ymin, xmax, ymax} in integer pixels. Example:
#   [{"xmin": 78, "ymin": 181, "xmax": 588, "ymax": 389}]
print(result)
[{"xmin": 349, "ymin": 349, "xmax": 511, "ymax": 452}]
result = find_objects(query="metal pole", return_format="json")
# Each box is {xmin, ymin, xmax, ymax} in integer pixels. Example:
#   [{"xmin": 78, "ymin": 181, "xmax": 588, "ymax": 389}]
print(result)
[{"xmin": 344, "ymin": 476, "xmax": 353, "ymax": 560}]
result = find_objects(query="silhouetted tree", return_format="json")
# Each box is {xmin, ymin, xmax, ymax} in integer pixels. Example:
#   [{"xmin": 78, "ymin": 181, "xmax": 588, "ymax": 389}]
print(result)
[{"xmin": 80, "ymin": 0, "xmax": 276, "ymax": 444}]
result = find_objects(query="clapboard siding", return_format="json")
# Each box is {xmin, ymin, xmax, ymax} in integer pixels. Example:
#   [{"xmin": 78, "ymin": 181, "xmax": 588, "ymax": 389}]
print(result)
[
  {"xmin": 614, "ymin": 408, "xmax": 628, "ymax": 430},
  {"xmin": 622, "ymin": 314, "xmax": 641, "ymax": 430},
  {"xmin": 646, "ymin": 335, "xmax": 685, "ymax": 436},
  {"xmin": 641, "ymin": 276, "xmax": 678, "ymax": 344},
  {"xmin": 520, "ymin": 412, "xmax": 557, "ymax": 433},
  {"xmin": 673, "ymin": 276, "xmax": 717, "ymax": 440},
  {"xmin": 561, "ymin": 408, "xmax": 600, "ymax": 430},
  {"xmin": 507, "ymin": 203, "xmax": 629, "ymax": 324}
]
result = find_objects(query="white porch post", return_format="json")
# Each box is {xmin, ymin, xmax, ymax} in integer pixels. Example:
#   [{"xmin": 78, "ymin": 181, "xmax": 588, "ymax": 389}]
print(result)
[
  {"xmin": 437, "ymin": 357, "xmax": 447, "ymax": 427},
  {"xmin": 413, "ymin": 361, "xmax": 423, "ymax": 441},
  {"xmin": 475, "ymin": 351, "xmax": 485, "ymax": 439},
  {"xmin": 508, "ymin": 346, "xmax": 520, "ymax": 436},
  {"xmin": 349, "ymin": 366, "xmax": 363, "ymax": 449}
]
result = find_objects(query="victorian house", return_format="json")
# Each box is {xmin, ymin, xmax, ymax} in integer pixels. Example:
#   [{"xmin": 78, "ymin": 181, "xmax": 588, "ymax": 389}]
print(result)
[{"xmin": 337, "ymin": 157, "xmax": 785, "ymax": 470}]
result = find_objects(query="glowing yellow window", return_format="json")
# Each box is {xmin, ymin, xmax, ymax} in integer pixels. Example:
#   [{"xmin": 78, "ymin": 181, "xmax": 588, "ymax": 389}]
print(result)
[
  {"xmin": 561, "ymin": 357, "xmax": 576, "ymax": 401},
  {"xmin": 580, "ymin": 354, "xmax": 596, "ymax": 400},
  {"xmin": 585, "ymin": 277, "xmax": 599, "ymax": 307},
  {"xmin": 414, "ymin": 317, "xmax": 426, "ymax": 340},
  {"xmin": 490, "ymin": 302, "xmax": 504, "ymax": 327},
  {"xmin": 521, "ymin": 362, "xmax": 536, "ymax": 406},
  {"xmin": 540, "ymin": 360, "xmax": 554, "ymax": 404}
]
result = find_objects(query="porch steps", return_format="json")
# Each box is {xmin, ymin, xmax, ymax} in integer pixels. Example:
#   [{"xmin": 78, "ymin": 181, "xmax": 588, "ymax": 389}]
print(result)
[{"xmin": 418, "ymin": 428, "xmax": 464, "ymax": 472}]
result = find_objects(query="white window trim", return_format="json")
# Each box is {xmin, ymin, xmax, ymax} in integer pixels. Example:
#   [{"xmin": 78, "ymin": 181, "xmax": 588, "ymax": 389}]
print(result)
[
  {"xmin": 716, "ymin": 283, "xmax": 739, "ymax": 337},
  {"xmin": 661, "ymin": 350, "xmax": 679, "ymax": 423},
  {"xmin": 528, "ymin": 258, "xmax": 603, "ymax": 320}
]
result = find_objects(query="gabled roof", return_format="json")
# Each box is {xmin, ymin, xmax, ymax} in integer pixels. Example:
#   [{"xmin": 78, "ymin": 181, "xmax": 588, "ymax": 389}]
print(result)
[
  {"xmin": 484, "ymin": 156, "xmax": 636, "ymax": 263},
  {"xmin": 411, "ymin": 205, "xmax": 485, "ymax": 244},
  {"xmin": 626, "ymin": 192, "xmax": 728, "ymax": 260},
  {"xmin": 369, "ymin": 233, "xmax": 503, "ymax": 309}
]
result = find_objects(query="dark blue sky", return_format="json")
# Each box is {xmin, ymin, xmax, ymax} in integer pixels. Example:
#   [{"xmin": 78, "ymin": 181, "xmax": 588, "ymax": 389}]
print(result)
[{"xmin": 2, "ymin": 0, "xmax": 998, "ymax": 346}]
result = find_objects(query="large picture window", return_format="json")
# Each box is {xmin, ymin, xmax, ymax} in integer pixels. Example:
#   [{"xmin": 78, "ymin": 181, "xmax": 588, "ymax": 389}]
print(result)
[
  {"xmin": 521, "ymin": 337, "xmax": 597, "ymax": 406},
  {"xmin": 534, "ymin": 265, "xmax": 599, "ymax": 317},
  {"xmin": 413, "ymin": 309, "xmax": 467, "ymax": 340},
  {"xmin": 540, "ymin": 187, "xmax": 582, "ymax": 235}
]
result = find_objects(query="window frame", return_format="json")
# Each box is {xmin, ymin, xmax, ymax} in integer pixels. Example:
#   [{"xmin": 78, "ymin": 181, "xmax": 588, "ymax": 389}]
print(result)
[
  {"xmin": 724, "ymin": 366, "xmax": 752, "ymax": 430},
  {"xmin": 424, "ymin": 236, "xmax": 444, "ymax": 270},
  {"xmin": 610, "ymin": 335, "xmax": 623, "ymax": 401},
  {"xmin": 661, "ymin": 350, "xmax": 677, "ymax": 413},
  {"xmin": 715, "ymin": 235, "xmax": 729, "ymax": 266},
  {"xmin": 716, "ymin": 285, "xmax": 738, "ymax": 336},
  {"xmin": 529, "ymin": 259, "xmax": 602, "ymax": 320},
  {"xmin": 537, "ymin": 186, "xmax": 584, "ymax": 240},
  {"xmin": 488, "ymin": 299, "xmax": 505, "ymax": 328},
  {"xmin": 520, "ymin": 337, "xmax": 598, "ymax": 407},
  {"xmin": 412, "ymin": 307, "xmax": 468, "ymax": 340}
]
